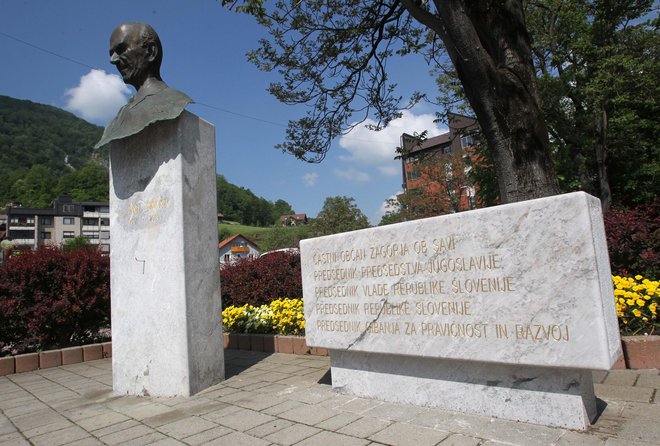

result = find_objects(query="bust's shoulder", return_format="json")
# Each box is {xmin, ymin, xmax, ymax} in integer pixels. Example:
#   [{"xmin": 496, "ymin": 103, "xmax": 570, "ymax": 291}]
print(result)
[{"xmin": 95, "ymin": 82, "xmax": 193, "ymax": 148}]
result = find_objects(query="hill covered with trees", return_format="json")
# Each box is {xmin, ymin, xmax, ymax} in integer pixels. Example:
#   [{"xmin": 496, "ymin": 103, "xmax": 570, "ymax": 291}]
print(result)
[{"xmin": 0, "ymin": 96, "xmax": 294, "ymax": 226}]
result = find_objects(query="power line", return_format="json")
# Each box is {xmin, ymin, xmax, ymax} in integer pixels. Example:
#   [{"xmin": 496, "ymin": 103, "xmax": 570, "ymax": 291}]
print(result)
[
  {"xmin": 0, "ymin": 31, "xmax": 96, "ymax": 70},
  {"xmin": 194, "ymin": 101, "xmax": 286, "ymax": 128},
  {"xmin": 0, "ymin": 29, "xmax": 404, "ymax": 145}
]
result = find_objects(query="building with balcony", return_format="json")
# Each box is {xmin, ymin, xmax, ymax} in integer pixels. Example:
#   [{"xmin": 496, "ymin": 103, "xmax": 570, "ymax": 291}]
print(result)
[
  {"xmin": 218, "ymin": 234, "xmax": 260, "ymax": 265},
  {"xmin": 6, "ymin": 194, "xmax": 110, "ymax": 253},
  {"xmin": 400, "ymin": 113, "xmax": 481, "ymax": 213}
]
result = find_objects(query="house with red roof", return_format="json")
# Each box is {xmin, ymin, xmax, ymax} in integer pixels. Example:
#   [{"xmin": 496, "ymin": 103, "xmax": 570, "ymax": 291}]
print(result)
[{"xmin": 218, "ymin": 234, "xmax": 260, "ymax": 265}]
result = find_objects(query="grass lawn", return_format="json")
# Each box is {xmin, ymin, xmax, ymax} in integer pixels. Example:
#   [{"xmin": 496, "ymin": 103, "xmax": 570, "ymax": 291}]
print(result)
[{"xmin": 218, "ymin": 222, "xmax": 309, "ymax": 251}]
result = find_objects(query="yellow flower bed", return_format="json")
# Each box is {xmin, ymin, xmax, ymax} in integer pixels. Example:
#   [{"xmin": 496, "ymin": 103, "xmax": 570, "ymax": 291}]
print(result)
[
  {"xmin": 613, "ymin": 275, "xmax": 658, "ymax": 335},
  {"xmin": 222, "ymin": 276, "xmax": 658, "ymax": 337},
  {"xmin": 222, "ymin": 298, "xmax": 305, "ymax": 335}
]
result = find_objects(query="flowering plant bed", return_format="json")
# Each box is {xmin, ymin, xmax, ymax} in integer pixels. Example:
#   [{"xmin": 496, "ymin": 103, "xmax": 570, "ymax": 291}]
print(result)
[{"xmin": 613, "ymin": 275, "xmax": 658, "ymax": 335}]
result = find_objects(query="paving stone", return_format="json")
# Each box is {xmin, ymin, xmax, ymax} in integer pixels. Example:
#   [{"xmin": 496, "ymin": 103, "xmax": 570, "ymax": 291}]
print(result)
[
  {"xmin": 231, "ymin": 392, "xmax": 288, "ymax": 411},
  {"xmin": 245, "ymin": 418, "xmax": 295, "ymax": 438},
  {"xmin": 181, "ymin": 425, "xmax": 233, "ymax": 445},
  {"xmin": 11, "ymin": 409, "xmax": 66, "ymax": 431},
  {"xmin": 361, "ymin": 402, "xmax": 425, "ymax": 422},
  {"xmin": 437, "ymin": 433, "xmax": 482, "ymax": 446},
  {"xmin": 603, "ymin": 371, "xmax": 640, "ymax": 386},
  {"xmin": 0, "ymin": 432, "xmax": 30, "ymax": 445},
  {"xmin": 611, "ymin": 416, "xmax": 660, "ymax": 444},
  {"xmin": 157, "ymin": 416, "xmax": 218, "ymax": 439},
  {"xmin": 620, "ymin": 401, "xmax": 660, "ymax": 421},
  {"xmin": 555, "ymin": 431, "xmax": 606, "ymax": 446},
  {"xmin": 147, "ymin": 438, "xmax": 187, "ymax": 446},
  {"xmin": 120, "ymin": 432, "xmax": 169, "ymax": 445},
  {"xmin": 99, "ymin": 425, "xmax": 157, "ymax": 445},
  {"xmin": 261, "ymin": 399, "xmax": 306, "ymax": 416},
  {"xmin": 66, "ymin": 438, "xmax": 106, "ymax": 446},
  {"xmin": 76, "ymin": 411, "xmax": 130, "ymax": 431},
  {"xmin": 21, "ymin": 419, "xmax": 74, "ymax": 438},
  {"xmin": 278, "ymin": 403, "xmax": 340, "ymax": 425},
  {"xmin": 91, "ymin": 419, "xmax": 141, "ymax": 437},
  {"xmin": 635, "ymin": 373, "xmax": 660, "ymax": 389},
  {"xmin": 604, "ymin": 438, "xmax": 660, "ymax": 446},
  {"xmin": 29, "ymin": 426, "xmax": 91, "ymax": 446},
  {"xmin": 592, "ymin": 371, "xmax": 608, "ymax": 384},
  {"xmin": 263, "ymin": 423, "xmax": 321, "ymax": 445},
  {"xmin": 212, "ymin": 407, "xmax": 276, "ymax": 431},
  {"xmin": 205, "ymin": 430, "xmax": 270, "ymax": 446},
  {"xmin": 337, "ymin": 397, "xmax": 384, "ymax": 414},
  {"xmin": 595, "ymin": 383, "xmax": 654, "ymax": 402},
  {"xmin": 295, "ymin": 430, "xmax": 371, "ymax": 446},
  {"xmin": 368, "ymin": 422, "xmax": 449, "ymax": 446},
  {"xmin": 314, "ymin": 412, "xmax": 362, "ymax": 431},
  {"xmin": 337, "ymin": 416, "xmax": 392, "ymax": 438}
]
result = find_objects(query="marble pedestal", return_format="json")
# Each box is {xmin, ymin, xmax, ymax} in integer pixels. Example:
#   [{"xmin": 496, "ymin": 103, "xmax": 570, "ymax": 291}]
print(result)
[
  {"xmin": 331, "ymin": 351, "xmax": 596, "ymax": 429},
  {"xmin": 301, "ymin": 192, "xmax": 620, "ymax": 430},
  {"xmin": 109, "ymin": 111, "xmax": 224, "ymax": 397}
]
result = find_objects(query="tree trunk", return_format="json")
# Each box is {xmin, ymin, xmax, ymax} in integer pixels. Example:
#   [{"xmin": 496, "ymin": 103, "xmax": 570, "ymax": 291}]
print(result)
[
  {"xmin": 410, "ymin": 0, "xmax": 560, "ymax": 203},
  {"xmin": 595, "ymin": 107, "xmax": 612, "ymax": 211}
]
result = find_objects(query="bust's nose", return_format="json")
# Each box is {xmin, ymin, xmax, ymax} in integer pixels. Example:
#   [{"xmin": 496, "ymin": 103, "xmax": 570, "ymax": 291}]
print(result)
[{"xmin": 110, "ymin": 52, "xmax": 119, "ymax": 64}]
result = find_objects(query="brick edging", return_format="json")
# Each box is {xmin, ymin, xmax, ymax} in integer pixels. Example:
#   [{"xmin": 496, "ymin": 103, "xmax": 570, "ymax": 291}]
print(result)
[
  {"xmin": 0, "ymin": 342, "xmax": 112, "ymax": 376},
  {"xmin": 2, "ymin": 335, "xmax": 656, "ymax": 377}
]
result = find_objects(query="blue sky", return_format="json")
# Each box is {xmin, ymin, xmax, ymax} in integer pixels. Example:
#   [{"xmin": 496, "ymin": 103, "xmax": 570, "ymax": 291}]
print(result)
[{"xmin": 0, "ymin": 0, "xmax": 448, "ymax": 224}]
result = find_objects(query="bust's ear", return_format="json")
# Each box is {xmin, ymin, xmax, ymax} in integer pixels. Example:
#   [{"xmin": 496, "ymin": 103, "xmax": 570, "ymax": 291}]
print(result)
[{"xmin": 147, "ymin": 42, "xmax": 159, "ymax": 63}]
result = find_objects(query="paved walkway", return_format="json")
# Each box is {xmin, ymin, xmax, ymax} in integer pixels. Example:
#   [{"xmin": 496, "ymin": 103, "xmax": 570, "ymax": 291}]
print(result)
[{"xmin": 1, "ymin": 350, "xmax": 658, "ymax": 446}]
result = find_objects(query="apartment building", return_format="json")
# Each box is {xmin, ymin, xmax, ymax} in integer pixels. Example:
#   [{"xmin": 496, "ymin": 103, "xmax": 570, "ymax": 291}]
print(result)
[
  {"xmin": 6, "ymin": 194, "xmax": 110, "ymax": 253},
  {"xmin": 400, "ymin": 113, "xmax": 480, "ymax": 212}
]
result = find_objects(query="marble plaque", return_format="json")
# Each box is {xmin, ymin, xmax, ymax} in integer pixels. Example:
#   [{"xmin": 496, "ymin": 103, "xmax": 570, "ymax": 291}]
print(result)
[
  {"xmin": 109, "ymin": 111, "xmax": 224, "ymax": 397},
  {"xmin": 301, "ymin": 192, "xmax": 621, "ymax": 370}
]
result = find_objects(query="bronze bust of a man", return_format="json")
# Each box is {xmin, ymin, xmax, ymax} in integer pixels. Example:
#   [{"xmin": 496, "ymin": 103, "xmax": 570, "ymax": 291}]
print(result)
[{"xmin": 95, "ymin": 22, "xmax": 192, "ymax": 148}]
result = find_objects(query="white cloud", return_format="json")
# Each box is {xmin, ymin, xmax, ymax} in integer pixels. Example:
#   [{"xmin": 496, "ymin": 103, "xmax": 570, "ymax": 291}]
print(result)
[
  {"xmin": 373, "ymin": 192, "xmax": 402, "ymax": 223},
  {"xmin": 64, "ymin": 69, "xmax": 131, "ymax": 123},
  {"xmin": 302, "ymin": 172, "xmax": 319, "ymax": 187},
  {"xmin": 334, "ymin": 168, "xmax": 371, "ymax": 183},
  {"xmin": 338, "ymin": 109, "xmax": 447, "ymax": 177}
]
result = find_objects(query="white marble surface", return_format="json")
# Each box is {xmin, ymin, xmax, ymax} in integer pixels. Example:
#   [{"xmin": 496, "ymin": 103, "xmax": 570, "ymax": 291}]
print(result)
[
  {"xmin": 331, "ymin": 350, "xmax": 596, "ymax": 430},
  {"xmin": 109, "ymin": 111, "xmax": 224, "ymax": 397},
  {"xmin": 301, "ymin": 192, "xmax": 621, "ymax": 370}
]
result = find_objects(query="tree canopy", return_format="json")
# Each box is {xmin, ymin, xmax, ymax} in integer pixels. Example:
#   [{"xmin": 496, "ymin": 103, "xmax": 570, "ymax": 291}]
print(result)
[
  {"xmin": 527, "ymin": 0, "xmax": 658, "ymax": 208},
  {"xmin": 223, "ymin": 0, "xmax": 561, "ymax": 203},
  {"xmin": 310, "ymin": 196, "xmax": 370, "ymax": 236}
]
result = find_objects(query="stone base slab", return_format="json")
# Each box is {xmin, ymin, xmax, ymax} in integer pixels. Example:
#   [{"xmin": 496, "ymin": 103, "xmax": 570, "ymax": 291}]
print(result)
[{"xmin": 330, "ymin": 350, "xmax": 597, "ymax": 430}]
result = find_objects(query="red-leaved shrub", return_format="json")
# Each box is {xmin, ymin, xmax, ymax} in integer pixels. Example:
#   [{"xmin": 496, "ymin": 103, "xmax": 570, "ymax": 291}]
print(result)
[
  {"xmin": 0, "ymin": 247, "xmax": 110, "ymax": 355},
  {"xmin": 604, "ymin": 201, "xmax": 659, "ymax": 278},
  {"xmin": 220, "ymin": 251, "xmax": 302, "ymax": 307}
]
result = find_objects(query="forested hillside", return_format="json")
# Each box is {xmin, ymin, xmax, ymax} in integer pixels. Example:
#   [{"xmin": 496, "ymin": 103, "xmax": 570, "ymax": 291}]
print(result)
[{"xmin": 0, "ymin": 96, "xmax": 294, "ymax": 226}]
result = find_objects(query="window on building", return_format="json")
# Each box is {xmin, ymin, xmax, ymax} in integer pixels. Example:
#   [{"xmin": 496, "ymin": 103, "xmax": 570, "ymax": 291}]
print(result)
[
  {"xmin": 40, "ymin": 217, "xmax": 52, "ymax": 226},
  {"xmin": 62, "ymin": 204, "xmax": 76, "ymax": 213},
  {"xmin": 224, "ymin": 254, "xmax": 230, "ymax": 263},
  {"xmin": 460, "ymin": 134, "xmax": 477, "ymax": 148},
  {"xmin": 406, "ymin": 168, "xmax": 421, "ymax": 181},
  {"xmin": 9, "ymin": 229, "xmax": 33, "ymax": 239},
  {"xmin": 100, "ymin": 231, "xmax": 110, "ymax": 240},
  {"xmin": 100, "ymin": 218, "xmax": 110, "ymax": 226},
  {"xmin": 10, "ymin": 217, "xmax": 19, "ymax": 224},
  {"xmin": 83, "ymin": 218, "xmax": 99, "ymax": 226},
  {"xmin": 99, "ymin": 206, "xmax": 109, "ymax": 213},
  {"xmin": 101, "ymin": 244, "xmax": 110, "ymax": 253},
  {"xmin": 26, "ymin": 217, "xmax": 35, "ymax": 225},
  {"xmin": 40, "ymin": 232, "xmax": 52, "ymax": 240},
  {"xmin": 63, "ymin": 217, "xmax": 75, "ymax": 225},
  {"xmin": 83, "ymin": 231, "xmax": 99, "ymax": 239},
  {"xmin": 63, "ymin": 231, "xmax": 75, "ymax": 239}
]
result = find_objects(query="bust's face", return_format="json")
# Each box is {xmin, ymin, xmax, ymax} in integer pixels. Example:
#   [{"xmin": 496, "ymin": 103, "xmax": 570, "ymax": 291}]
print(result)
[{"xmin": 109, "ymin": 24, "xmax": 151, "ymax": 89}]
